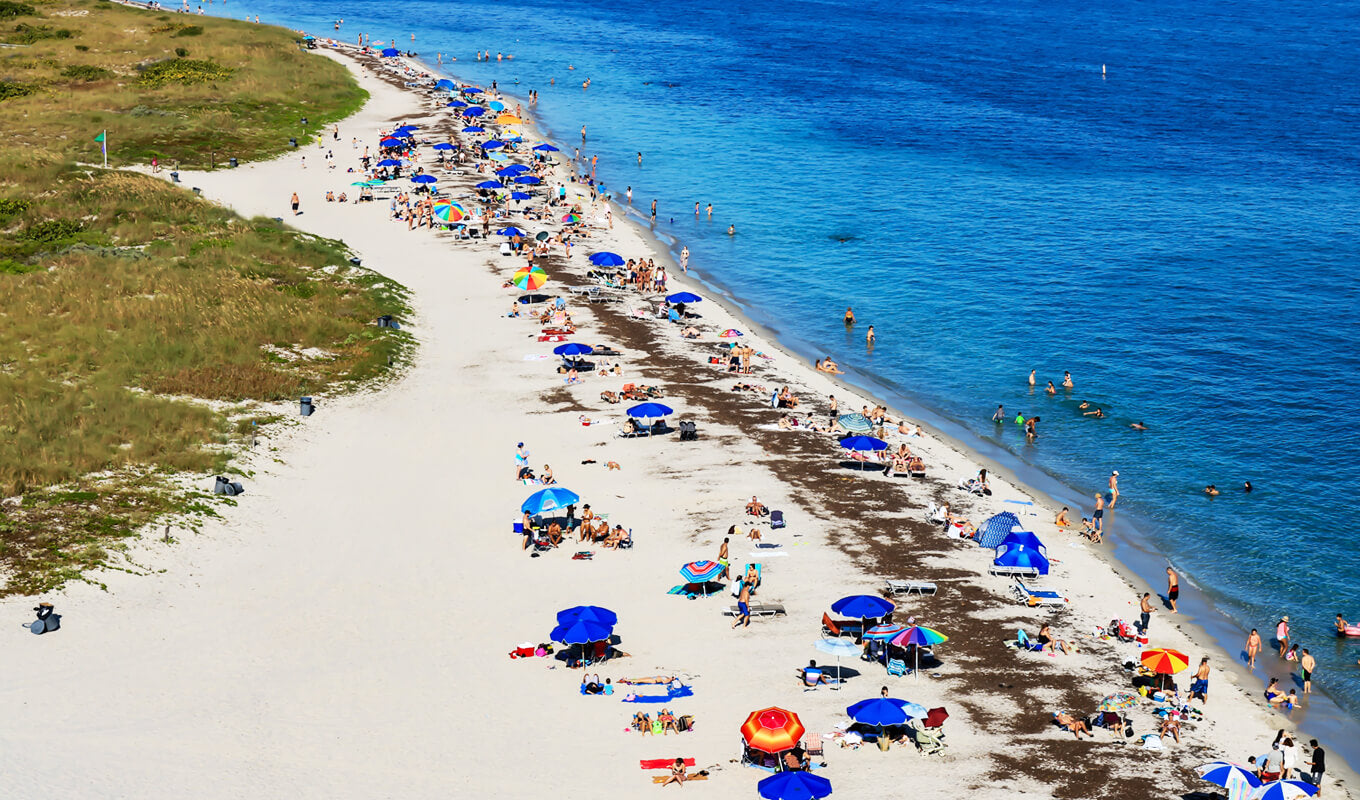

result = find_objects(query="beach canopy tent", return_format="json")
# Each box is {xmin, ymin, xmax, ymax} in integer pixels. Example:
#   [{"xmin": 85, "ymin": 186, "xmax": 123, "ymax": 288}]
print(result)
[
  {"xmin": 521, "ymin": 486, "xmax": 580, "ymax": 515},
  {"xmin": 666, "ymin": 291, "xmax": 702, "ymax": 305},
  {"xmin": 590, "ymin": 251, "xmax": 625, "ymax": 266},
  {"xmin": 831, "ymin": 594, "xmax": 894, "ymax": 620},
  {"xmin": 549, "ymin": 618, "xmax": 612, "ymax": 645},
  {"xmin": 432, "ymin": 142, "xmax": 455, "ymax": 151},
  {"xmin": 974, "ymin": 511, "xmax": 1023, "ymax": 549},
  {"xmin": 435, "ymin": 78, "xmax": 455, "ymax": 90},
  {"xmin": 557, "ymin": 605, "xmax": 618, "ymax": 627},
  {"xmin": 627, "ymin": 402, "xmax": 673, "ymax": 419},
  {"xmin": 380, "ymin": 47, "xmax": 400, "ymax": 57},
  {"xmin": 553, "ymin": 343, "xmax": 594, "ymax": 357},
  {"xmin": 993, "ymin": 542, "xmax": 1050, "ymax": 575},
  {"xmin": 758, "ymin": 771, "xmax": 833, "ymax": 800},
  {"xmin": 741, "ymin": 707, "xmax": 805, "ymax": 754},
  {"xmin": 998, "ymin": 530, "xmax": 1046, "ymax": 557},
  {"xmin": 533, "ymin": 143, "xmax": 560, "ymax": 152},
  {"xmin": 1197, "ymin": 762, "xmax": 1263, "ymax": 793}
]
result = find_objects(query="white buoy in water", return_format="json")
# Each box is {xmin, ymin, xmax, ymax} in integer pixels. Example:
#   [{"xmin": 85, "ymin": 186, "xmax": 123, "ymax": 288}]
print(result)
[{"xmin": 1102, "ymin": 64, "xmax": 1107, "ymax": 78}]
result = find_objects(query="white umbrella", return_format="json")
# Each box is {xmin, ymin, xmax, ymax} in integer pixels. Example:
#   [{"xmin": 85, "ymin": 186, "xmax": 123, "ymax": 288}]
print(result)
[{"xmin": 813, "ymin": 637, "xmax": 860, "ymax": 687}]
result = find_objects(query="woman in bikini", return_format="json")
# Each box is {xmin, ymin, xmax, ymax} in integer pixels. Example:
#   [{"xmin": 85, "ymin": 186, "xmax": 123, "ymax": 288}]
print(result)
[{"xmin": 661, "ymin": 758, "xmax": 687, "ymax": 786}]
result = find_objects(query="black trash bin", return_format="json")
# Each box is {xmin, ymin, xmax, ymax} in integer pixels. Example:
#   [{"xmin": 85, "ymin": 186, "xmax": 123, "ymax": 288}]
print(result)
[
  {"xmin": 170, "ymin": 171, "xmax": 180, "ymax": 183},
  {"xmin": 229, "ymin": 157, "xmax": 239, "ymax": 168},
  {"xmin": 300, "ymin": 396, "xmax": 314, "ymax": 416},
  {"xmin": 289, "ymin": 137, "xmax": 298, "ymax": 148}
]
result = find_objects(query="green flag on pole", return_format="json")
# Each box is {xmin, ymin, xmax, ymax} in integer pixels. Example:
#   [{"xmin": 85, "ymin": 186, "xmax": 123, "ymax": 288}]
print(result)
[
  {"xmin": 94, "ymin": 130, "xmax": 106, "ymax": 167},
  {"xmin": 93, "ymin": 132, "xmax": 105, "ymax": 143}
]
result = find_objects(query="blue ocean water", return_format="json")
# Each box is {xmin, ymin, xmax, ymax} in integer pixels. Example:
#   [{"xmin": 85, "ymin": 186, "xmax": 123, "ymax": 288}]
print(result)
[{"xmin": 233, "ymin": 0, "xmax": 1360, "ymax": 722}]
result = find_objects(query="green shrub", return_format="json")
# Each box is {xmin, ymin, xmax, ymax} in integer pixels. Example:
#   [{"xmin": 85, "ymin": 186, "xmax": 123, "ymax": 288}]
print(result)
[
  {"xmin": 0, "ymin": 80, "xmax": 35, "ymax": 101},
  {"xmin": 7, "ymin": 23, "xmax": 75, "ymax": 44},
  {"xmin": 174, "ymin": 46, "xmax": 187, "ymax": 57},
  {"xmin": 0, "ymin": 198, "xmax": 30, "ymax": 219},
  {"xmin": 0, "ymin": 258, "xmax": 40, "ymax": 275},
  {"xmin": 21, "ymin": 219, "xmax": 82, "ymax": 242},
  {"xmin": 138, "ymin": 58, "xmax": 233, "ymax": 88},
  {"xmin": 74, "ymin": 44, "xmax": 88, "ymax": 51},
  {"xmin": 0, "ymin": 1, "xmax": 35, "ymax": 20},
  {"xmin": 174, "ymin": 25, "xmax": 202, "ymax": 37},
  {"xmin": 62, "ymin": 64, "xmax": 112, "ymax": 81}
]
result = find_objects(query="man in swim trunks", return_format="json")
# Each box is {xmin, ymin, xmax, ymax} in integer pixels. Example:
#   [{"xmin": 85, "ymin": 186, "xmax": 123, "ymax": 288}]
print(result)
[
  {"xmin": 992, "ymin": 404, "xmax": 1005, "ymax": 422},
  {"xmin": 732, "ymin": 580, "xmax": 751, "ymax": 629},
  {"xmin": 1138, "ymin": 592, "xmax": 1154, "ymax": 635},
  {"xmin": 1166, "ymin": 567, "xmax": 1179, "ymax": 613},
  {"xmin": 1301, "ymin": 649, "xmax": 1316, "ymax": 694},
  {"xmin": 718, "ymin": 537, "xmax": 730, "ymax": 581},
  {"xmin": 1092, "ymin": 493, "xmax": 1104, "ymax": 534},
  {"xmin": 1190, "ymin": 656, "xmax": 1210, "ymax": 704}
]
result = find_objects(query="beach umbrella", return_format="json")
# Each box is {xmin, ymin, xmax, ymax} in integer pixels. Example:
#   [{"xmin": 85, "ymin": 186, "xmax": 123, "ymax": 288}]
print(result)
[
  {"xmin": 476, "ymin": 180, "xmax": 504, "ymax": 190},
  {"xmin": 562, "ymin": 212, "xmax": 582, "ymax": 223},
  {"xmin": 1197, "ymin": 762, "xmax": 1263, "ymax": 792},
  {"xmin": 627, "ymin": 402, "xmax": 673, "ymax": 419},
  {"xmin": 720, "ymin": 329, "xmax": 744, "ymax": 338},
  {"xmin": 482, "ymin": 140, "xmax": 506, "ymax": 150},
  {"xmin": 758, "ymin": 771, "xmax": 833, "ymax": 800},
  {"xmin": 510, "ymin": 191, "xmax": 533, "ymax": 200},
  {"xmin": 448, "ymin": 99, "xmax": 469, "ymax": 108},
  {"xmin": 1252, "ymin": 781, "xmax": 1319, "ymax": 800},
  {"xmin": 535, "ymin": 231, "xmax": 551, "ymax": 242},
  {"xmin": 392, "ymin": 125, "xmax": 417, "ymax": 134},
  {"xmin": 432, "ymin": 142, "xmax": 454, "ymax": 151},
  {"xmin": 463, "ymin": 107, "xmax": 486, "ymax": 118},
  {"xmin": 889, "ymin": 625, "xmax": 948, "ymax": 678},
  {"xmin": 589, "ymin": 252, "xmax": 625, "ymax": 266},
  {"xmin": 847, "ymin": 697, "xmax": 924, "ymax": 729},
  {"xmin": 992, "ymin": 542, "xmax": 1050, "ymax": 576},
  {"xmin": 533, "ymin": 143, "xmax": 560, "ymax": 152},
  {"xmin": 1098, "ymin": 691, "xmax": 1140, "ymax": 712},
  {"xmin": 549, "ymin": 618, "xmax": 612, "ymax": 646},
  {"xmin": 496, "ymin": 113, "xmax": 522, "ymax": 125},
  {"xmin": 553, "ymin": 343, "xmax": 594, "ymax": 357},
  {"xmin": 975, "ymin": 511, "xmax": 1025, "ymax": 549},
  {"xmin": 462, "ymin": 86, "xmax": 483, "ymax": 94},
  {"xmin": 1141, "ymin": 648, "xmax": 1191, "ymax": 675},
  {"xmin": 679, "ymin": 560, "xmax": 722, "ymax": 593},
  {"xmin": 862, "ymin": 622, "xmax": 907, "ymax": 640},
  {"xmin": 496, "ymin": 164, "xmax": 530, "ymax": 176},
  {"xmin": 741, "ymin": 707, "xmax": 805, "ymax": 755},
  {"xmin": 831, "ymin": 595, "xmax": 894, "ymax": 620},
  {"xmin": 502, "ymin": 130, "xmax": 523, "ymax": 141},
  {"xmin": 432, "ymin": 199, "xmax": 467, "ymax": 222},
  {"xmin": 380, "ymin": 137, "xmax": 403, "ymax": 148},
  {"xmin": 812, "ymin": 637, "xmax": 859, "ymax": 684},
  {"xmin": 350, "ymin": 181, "xmax": 370, "ymax": 187},
  {"xmin": 514, "ymin": 266, "xmax": 550, "ymax": 291},
  {"xmin": 435, "ymin": 78, "xmax": 455, "ymax": 90},
  {"xmin": 487, "ymin": 100, "xmax": 505, "ymax": 111},
  {"xmin": 839, "ymin": 435, "xmax": 887, "ymax": 453},
  {"xmin": 410, "ymin": 174, "xmax": 437, "ymax": 184},
  {"xmin": 380, "ymin": 47, "xmax": 399, "ymax": 57},
  {"xmin": 836, "ymin": 413, "xmax": 873, "ymax": 434},
  {"xmin": 377, "ymin": 158, "xmax": 403, "ymax": 167},
  {"xmin": 666, "ymin": 291, "xmax": 702, "ymax": 304},
  {"xmin": 515, "ymin": 175, "xmax": 542, "ymax": 184},
  {"xmin": 488, "ymin": 152, "xmax": 510, "ymax": 162},
  {"xmin": 521, "ymin": 486, "xmax": 581, "ymax": 515},
  {"xmin": 497, "ymin": 226, "xmax": 528, "ymax": 237},
  {"xmin": 461, "ymin": 125, "xmax": 484, "ymax": 133},
  {"xmin": 556, "ymin": 605, "xmax": 618, "ymax": 627}
]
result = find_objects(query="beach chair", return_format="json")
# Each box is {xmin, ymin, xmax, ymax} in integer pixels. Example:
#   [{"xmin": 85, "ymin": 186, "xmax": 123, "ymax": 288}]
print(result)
[
  {"xmin": 988, "ymin": 564, "xmax": 1041, "ymax": 579},
  {"xmin": 1014, "ymin": 580, "xmax": 1069, "ymax": 608},
  {"xmin": 769, "ymin": 510, "xmax": 786, "ymax": 529},
  {"xmin": 886, "ymin": 658, "xmax": 909, "ymax": 677},
  {"xmin": 804, "ymin": 733, "xmax": 824, "ymax": 758},
  {"xmin": 678, "ymin": 421, "xmax": 698, "ymax": 441},
  {"xmin": 885, "ymin": 579, "xmax": 937, "ymax": 596},
  {"xmin": 905, "ymin": 718, "xmax": 947, "ymax": 755},
  {"xmin": 821, "ymin": 613, "xmax": 863, "ymax": 639},
  {"xmin": 724, "ymin": 602, "xmax": 787, "ymax": 618}
]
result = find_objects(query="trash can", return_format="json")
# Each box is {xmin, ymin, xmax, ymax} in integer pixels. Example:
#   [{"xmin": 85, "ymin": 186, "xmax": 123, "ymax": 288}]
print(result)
[
  {"xmin": 170, "ymin": 171, "xmax": 180, "ymax": 183},
  {"xmin": 229, "ymin": 157, "xmax": 239, "ymax": 168},
  {"xmin": 349, "ymin": 257, "xmax": 362, "ymax": 266},
  {"xmin": 192, "ymin": 187, "xmax": 201, "ymax": 196},
  {"xmin": 289, "ymin": 137, "xmax": 298, "ymax": 148},
  {"xmin": 377, "ymin": 315, "xmax": 393, "ymax": 328},
  {"xmin": 300, "ymin": 396, "xmax": 314, "ymax": 416}
]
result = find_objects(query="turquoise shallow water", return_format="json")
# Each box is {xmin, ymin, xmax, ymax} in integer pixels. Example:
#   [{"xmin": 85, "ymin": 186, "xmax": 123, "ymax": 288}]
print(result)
[{"xmin": 222, "ymin": 0, "xmax": 1360, "ymax": 733}]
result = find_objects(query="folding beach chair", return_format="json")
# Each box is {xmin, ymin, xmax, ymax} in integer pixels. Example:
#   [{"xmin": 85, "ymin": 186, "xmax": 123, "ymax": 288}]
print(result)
[
  {"xmin": 1014, "ymin": 579, "xmax": 1069, "ymax": 608},
  {"xmin": 988, "ymin": 564, "xmax": 1041, "ymax": 579},
  {"xmin": 886, "ymin": 658, "xmax": 909, "ymax": 677},
  {"xmin": 885, "ymin": 579, "xmax": 937, "ymax": 596},
  {"xmin": 804, "ymin": 733, "xmax": 824, "ymax": 758}
]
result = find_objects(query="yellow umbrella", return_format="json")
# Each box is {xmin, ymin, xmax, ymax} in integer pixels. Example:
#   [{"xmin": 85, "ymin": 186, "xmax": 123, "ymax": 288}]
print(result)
[
  {"xmin": 1140, "ymin": 648, "xmax": 1190, "ymax": 675},
  {"xmin": 495, "ymin": 113, "xmax": 522, "ymax": 125}
]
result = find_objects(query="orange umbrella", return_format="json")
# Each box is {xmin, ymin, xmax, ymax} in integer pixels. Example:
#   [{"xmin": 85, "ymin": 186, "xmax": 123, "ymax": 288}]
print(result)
[
  {"xmin": 495, "ymin": 113, "xmax": 522, "ymax": 125},
  {"xmin": 1141, "ymin": 648, "xmax": 1190, "ymax": 675},
  {"xmin": 740, "ymin": 707, "xmax": 805, "ymax": 754}
]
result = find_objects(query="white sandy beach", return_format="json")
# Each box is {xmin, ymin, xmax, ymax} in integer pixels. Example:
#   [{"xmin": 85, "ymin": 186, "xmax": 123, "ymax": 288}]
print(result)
[{"xmin": 1, "ymin": 44, "xmax": 1353, "ymax": 799}]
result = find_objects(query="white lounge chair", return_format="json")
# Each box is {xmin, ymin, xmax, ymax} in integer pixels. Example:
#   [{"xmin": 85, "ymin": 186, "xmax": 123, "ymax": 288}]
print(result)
[
  {"xmin": 1013, "ymin": 579, "xmax": 1068, "ymax": 608},
  {"xmin": 886, "ymin": 580, "xmax": 938, "ymax": 596}
]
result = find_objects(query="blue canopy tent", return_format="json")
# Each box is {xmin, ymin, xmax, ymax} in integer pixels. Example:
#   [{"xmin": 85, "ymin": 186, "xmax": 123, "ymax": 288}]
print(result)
[
  {"xmin": 993, "ymin": 542, "xmax": 1050, "ymax": 575},
  {"xmin": 998, "ymin": 530, "xmax": 1047, "ymax": 557},
  {"xmin": 975, "ymin": 511, "xmax": 1023, "ymax": 549},
  {"xmin": 435, "ymin": 78, "xmax": 455, "ymax": 90}
]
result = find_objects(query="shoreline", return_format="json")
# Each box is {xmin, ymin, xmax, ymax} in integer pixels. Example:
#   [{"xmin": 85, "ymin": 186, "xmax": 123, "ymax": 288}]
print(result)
[
  {"xmin": 403, "ymin": 51, "xmax": 1360, "ymax": 771},
  {"xmin": 2, "ymin": 17, "xmax": 1355, "ymax": 797}
]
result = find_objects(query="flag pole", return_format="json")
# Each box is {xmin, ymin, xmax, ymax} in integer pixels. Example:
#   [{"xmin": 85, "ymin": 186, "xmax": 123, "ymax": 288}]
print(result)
[{"xmin": 102, "ymin": 129, "xmax": 107, "ymax": 169}]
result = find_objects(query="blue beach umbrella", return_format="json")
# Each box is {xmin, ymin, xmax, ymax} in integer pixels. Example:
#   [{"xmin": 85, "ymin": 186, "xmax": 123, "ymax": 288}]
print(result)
[
  {"xmin": 392, "ymin": 125, "xmax": 417, "ymax": 134},
  {"xmin": 463, "ymin": 106, "xmax": 486, "ymax": 118},
  {"xmin": 831, "ymin": 594, "xmax": 894, "ymax": 620},
  {"xmin": 553, "ymin": 343, "xmax": 595, "ymax": 357},
  {"xmin": 463, "ymin": 87, "xmax": 483, "ymax": 94},
  {"xmin": 521, "ymin": 486, "xmax": 581, "ymax": 515},
  {"xmin": 1253, "ymin": 781, "xmax": 1319, "ymax": 800},
  {"xmin": 1196, "ymin": 762, "xmax": 1262, "ymax": 792},
  {"xmin": 839, "ymin": 435, "xmax": 888, "ymax": 453},
  {"xmin": 549, "ymin": 618, "xmax": 612, "ymax": 645},
  {"xmin": 482, "ymin": 140, "xmax": 506, "ymax": 150},
  {"xmin": 475, "ymin": 180, "xmax": 504, "ymax": 190},
  {"xmin": 435, "ymin": 78, "xmax": 455, "ymax": 90},
  {"xmin": 533, "ymin": 143, "xmax": 560, "ymax": 152},
  {"xmin": 627, "ymin": 402, "xmax": 673, "ymax": 419},
  {"xmin": 993, "ymin": 542, "xmax": 1050, "ymax": 575},
  {"xmin": 410, "ymin": 174, "xmax": 437, "ymax": 184},
  {"xmin": 448, "ymin": 99, "xmax": 469, "ymax": 108},
  {"xmin": 461, "ymin": 125, "xmax": 484, "ymax": 133},
  {"xmin": 380, "ymin": 137, "xmax": 403, "ymax": 148},
  {"xmin": 514, "ymin": 175, "xmax": 542, "ymax": 184},
  {"xmin": 510, "ymin": 191, "xmax": 533, "ymax": 200},
  {"xmin": 589, "ymin": 252, "xmax": 625, "ymax": 267},
  {"xmin": 496, "ymin": 165, "xmax": 529, "ymax": 176},
  {"xmin": 666, "ymin": 291, "xmax": 702, "ymax": 305},
  {"xmin": 380, "ymin": 47, "xmax": 399, "ymax": 57},
  {"xmin": 377, "ymin": 158, "xmax": 402, "ymax": 167},
  {"xmin": 758, "ymin": 771, "xmax": 833, "ymax": 800},
  {"xmin": 488, "ymin": 152, "xmax": 510, "ymax": 162},
  {"xmin": 557, "ymin": 605, "xmax": 618, "ymax": 627},
  {"xmin": 497, "ymin": 226, "xmax": 528, "ymax": 237},
  {"xmin": 432, "ymin": 142, "xmax": 454, "ymax": 151},
  {"xmin": 847, "ymin": 697, "xmax": 925, "ymax": 727},
  {"xmin": 488, "ymin": 100, "xmax": 505, "ymax": 111}
]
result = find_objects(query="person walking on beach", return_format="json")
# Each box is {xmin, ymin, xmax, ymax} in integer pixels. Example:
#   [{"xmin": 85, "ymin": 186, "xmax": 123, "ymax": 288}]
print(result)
[
  {"xmin": 828, "ymin": 395, "xmax": 838, "ymax": 425},
  {"xmin": 680, "ymin": 245, "xmax": 689, "ymax": 272},
  {"xmin": 1092, "ymin": 493, "xmax": 1104, "ymax": 535},
  {"xmin": 1307, "ymin": 740, "xmax": 1326, "ymax": 794},
  {"xmin": 732, "ymin": 580, "xmax": 751, "ymax": 629},
  {"xmin": 1277, "ymin": 616, "xmax": 1291, "ymax": 657},
  {"xmin": 290, "ymin": 192, "xmax": 300, "ymax": 215},
  {"xmin": 1138, "ymin": 592, "xmax": 1154, "ymax": 635},
  {"xmin": 1109, "ymin": 471, "xmax": 1120, "ymax": 507},
  {"xmin": 718, "ymin": 537, "xmax": 730, "ymax": 581},
  {"xmin": 1301, "ymin": 648, "xmax": 1316, "ymax": 694},
  {"xmin": 1166, "ymin": 567, "xmax": 1179, "ymax": 612},
  {"xmin": 1247, "ymin": 628, "xmax": 1262, "ymax": 667}
]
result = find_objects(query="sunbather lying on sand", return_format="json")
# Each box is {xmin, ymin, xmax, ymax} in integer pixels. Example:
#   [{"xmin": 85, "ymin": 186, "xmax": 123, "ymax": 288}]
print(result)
[
  {"xmin": 620, "ymin": 676, "xmax": 683, "ymax": 687},
  {"xmin": 1053, "ymin": 712, "xmax": 1094, "ymax": 739}
]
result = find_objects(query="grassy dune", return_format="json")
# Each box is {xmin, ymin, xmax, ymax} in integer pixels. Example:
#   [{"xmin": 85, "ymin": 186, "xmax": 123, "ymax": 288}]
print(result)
[{"xmin": 0, "ymin": 0, "xmax": 409, "ymax": 595}]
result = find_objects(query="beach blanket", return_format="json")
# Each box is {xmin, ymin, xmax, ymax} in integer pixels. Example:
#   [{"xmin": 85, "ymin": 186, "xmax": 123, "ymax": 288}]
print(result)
[
  {"xmin": 623, "ymin": 685, "xmax": 694, "ymax": 703},
  {"xmin": 640, "ymin": 759, "xmax": 696, "ymax": 770},
  {"xmin": 651, "ymin": 774, "xmax": 708, "ymax": 784}
]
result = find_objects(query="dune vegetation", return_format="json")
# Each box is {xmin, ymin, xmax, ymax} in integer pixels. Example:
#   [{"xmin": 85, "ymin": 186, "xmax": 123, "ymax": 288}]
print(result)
[{"xmin": 0, "ymin": 0, "xmax": 409, "ymax": 595}]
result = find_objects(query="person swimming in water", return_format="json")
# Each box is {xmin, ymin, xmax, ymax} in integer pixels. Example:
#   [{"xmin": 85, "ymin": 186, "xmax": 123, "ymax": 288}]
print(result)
[
  {"xmin": 1045, "ymin": 381, "xmax": 1057, "ymax": 395},
  {"xmin": 992, "ymin": 404, "xmax": 1005, "ymax": 423},
  {"xmin": 1204, "ymin": 485, "xmax": 1220, "ymax": 496},
  {"xmin": 1062, "ymin": 371, "xmax": 1074, "ymax": 389},
  {"xmin": 1083, "ymin": 407, "xmax": 1105, "ymax": 418},
  {"xmin": 844, "ymin": 307, "xmax": 855, "ymax": 325},
  {"xmin": 1130, "ymin": 421, "xmax": 1147, "ymax": 430}
]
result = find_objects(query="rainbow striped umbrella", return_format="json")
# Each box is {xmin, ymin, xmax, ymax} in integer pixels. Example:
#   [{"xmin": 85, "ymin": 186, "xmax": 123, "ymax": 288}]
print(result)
[
  {"xmin": 680, "ymin": 560, "xmax": 723, "ymax": 592},
  {"xmin": 512, "ymin": 266, "xmax": 548, "ymax": 291},
  {"xmin": 863, "ymin": 622, "xmax": 907, "ymax": 640},
  {"xmin": 889, "ymin": 625, "xmax": 948, "ymax": 679},
  {"xmin": 720, "ymin": 329, "xmax": 744, "ymax": 338},
  {"xmin": 432, "ymin": 199, "xmax": 467, "ymax": 222},
  {"xmin": 561, "ymin": 212, "xmax": 582, "ymax": 223},
  {"xmin": 1141, "ymin": 648, "xmax": 1190, "ymax": 675}
]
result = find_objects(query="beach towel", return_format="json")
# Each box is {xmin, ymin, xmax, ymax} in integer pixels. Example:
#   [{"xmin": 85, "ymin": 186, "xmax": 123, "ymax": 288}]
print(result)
[
  {"xmin": 622, "ymin": 685, "xmax": 694, "ymax": 703},
  {"xmin": 651, "ymin": 774, "xmax": 708, "ymax": 784},
  {"xmin": 667, "ymin": 585, "xmax": 699, "ymax": 598},
  {"xmin": 641, "ymin": 759, "xmax": 696, "ymax": 769}
]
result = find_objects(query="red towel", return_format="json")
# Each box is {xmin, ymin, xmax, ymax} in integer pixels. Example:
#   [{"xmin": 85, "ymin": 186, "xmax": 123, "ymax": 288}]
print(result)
[{"xmin": 639, "ymin": 758, "xmax": 695, "ymax": 770}]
